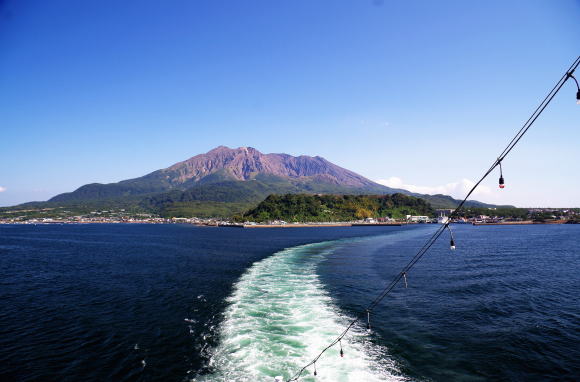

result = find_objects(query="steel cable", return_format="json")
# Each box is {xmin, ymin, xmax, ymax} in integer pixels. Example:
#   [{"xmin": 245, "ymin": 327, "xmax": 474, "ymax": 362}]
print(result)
[{"xmin": 286, "ymin": 55, "xmax": 580, "ymax": 382}]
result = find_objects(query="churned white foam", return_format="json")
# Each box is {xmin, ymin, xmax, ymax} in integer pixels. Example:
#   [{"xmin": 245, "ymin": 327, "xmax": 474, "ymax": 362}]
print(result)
[{"xmin": 193, "ymin": 241, "xmax": 407, "ymax": 382}]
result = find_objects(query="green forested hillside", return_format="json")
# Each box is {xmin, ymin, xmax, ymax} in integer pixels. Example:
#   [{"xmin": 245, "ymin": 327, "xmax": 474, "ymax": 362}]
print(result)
[
  {"xmin": 238, "ymin": 193, "xmax": 434, "ymax": 222},
  {"xmin": 140, "ymin": 174, "xmax": 396, "ymax": 217},
  {"xmin": 8, "ymin": 173, "xmax": 505, "ymax": 219}
]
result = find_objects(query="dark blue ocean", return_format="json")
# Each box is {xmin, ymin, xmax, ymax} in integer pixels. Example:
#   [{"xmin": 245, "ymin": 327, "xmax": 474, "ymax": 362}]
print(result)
[{"xmin": 0, "ymin": 224, "xmax": 578, "ymax": 381}]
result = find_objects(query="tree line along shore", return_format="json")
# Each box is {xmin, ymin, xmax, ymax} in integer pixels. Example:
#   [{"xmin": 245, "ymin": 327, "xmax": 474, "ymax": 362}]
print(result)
[{"xmin": 1, "ymin": 193, "xmax": 579, "ymax": 225}]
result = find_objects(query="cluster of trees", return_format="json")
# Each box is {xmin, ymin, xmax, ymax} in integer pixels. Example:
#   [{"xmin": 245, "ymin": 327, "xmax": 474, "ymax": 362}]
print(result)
[
  {"xmin": 237, "ymin": 193, "xmax": 434, "ymax": 222},
  {"xmin": 158, "ymin": 201, "xmax": 254, "ymax": 218}
]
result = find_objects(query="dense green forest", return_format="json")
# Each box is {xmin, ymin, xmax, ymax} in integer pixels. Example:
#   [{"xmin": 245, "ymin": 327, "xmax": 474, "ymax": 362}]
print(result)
[
  {"xmin": 237, "ymin": 193, "xmax": 434, "ymax": 222},
  {"xmin": 157, "ymin": 201, "xmax": 255, "ymax": 218}
]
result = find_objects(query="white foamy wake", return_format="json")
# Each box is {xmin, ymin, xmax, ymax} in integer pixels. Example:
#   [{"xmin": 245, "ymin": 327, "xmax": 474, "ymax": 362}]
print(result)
[{"xmin": 193, "ymin": 240, "xmax": 407, "ymax": 382}]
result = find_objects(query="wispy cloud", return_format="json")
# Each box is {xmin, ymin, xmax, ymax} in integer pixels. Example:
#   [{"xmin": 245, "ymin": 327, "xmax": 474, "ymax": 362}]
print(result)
[
  {"xmin": 376, "ymin": 177, "xmax": 492, "ymax": 200},
  {"xmin": 0, "ymin": 186, "xmax": 6, "ymax": 192}
]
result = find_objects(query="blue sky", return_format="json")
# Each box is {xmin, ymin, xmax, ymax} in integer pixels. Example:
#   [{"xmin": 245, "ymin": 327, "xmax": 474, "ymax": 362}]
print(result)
[{"xmin": 1, "ymin": 0, "xmax": 579, "ymax": 207}]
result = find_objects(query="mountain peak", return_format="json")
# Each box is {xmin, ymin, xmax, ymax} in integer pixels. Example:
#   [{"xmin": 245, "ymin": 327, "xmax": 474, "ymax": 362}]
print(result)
[
  {"xmin": 157, "ymin": 146, "xmax": 378, "ymax": 187},
  {"xmin": 209, "ymin": 145, "xmax": 230, "ymax": 151},
  {"xmin": 46, "ymin": 146, "xmax": 497, "ymax": 212},
  {"xmin": 49, "ymin": 146, "xmax": 392, "ymax": 204}
]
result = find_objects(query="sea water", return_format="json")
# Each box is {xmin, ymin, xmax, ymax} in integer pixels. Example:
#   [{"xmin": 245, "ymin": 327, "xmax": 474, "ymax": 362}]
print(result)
[{"xmin": 0, "ymin": 224, "xmax": 578, "ymax": 381}]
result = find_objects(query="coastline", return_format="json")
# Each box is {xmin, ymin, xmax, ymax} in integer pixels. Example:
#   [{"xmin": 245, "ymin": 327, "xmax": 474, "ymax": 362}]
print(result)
[
  {"xmin": 227, "ymin": 222, "xmax": 403, "ymax": 228},
  {"xmin": 1, "ymin": 220, "xmax": 576, "ymax": 227},
  {"xmin": 472, "ymin": 220, "xmax": 568, "ymax": 226}
]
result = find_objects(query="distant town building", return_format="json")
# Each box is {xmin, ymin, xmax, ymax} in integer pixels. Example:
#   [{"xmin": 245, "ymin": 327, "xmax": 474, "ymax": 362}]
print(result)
[{"xmin": 408, "ymin": 215, "xmax": 430, "ymax": 223}]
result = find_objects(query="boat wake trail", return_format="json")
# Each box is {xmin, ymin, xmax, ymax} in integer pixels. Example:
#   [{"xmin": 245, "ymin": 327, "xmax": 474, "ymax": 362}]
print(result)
[{"xmin": 193, "ymin": 240, "xmax": 406, "ymax": 382}]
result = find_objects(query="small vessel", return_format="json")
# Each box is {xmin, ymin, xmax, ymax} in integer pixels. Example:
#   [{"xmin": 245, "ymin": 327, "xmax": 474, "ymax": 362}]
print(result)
[{"xmin": 437, "ymin": 215, "xmax": 449, "ymax": 224}]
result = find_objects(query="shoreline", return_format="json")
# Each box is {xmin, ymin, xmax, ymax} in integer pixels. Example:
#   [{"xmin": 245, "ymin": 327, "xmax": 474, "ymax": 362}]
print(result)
[
  {"xmin": 1, "ymin": 220, "xmax": 576, "ymax": 227},
  {"xmin": 231, "ymin": 222, "xmax": 403, "ymax": 228},
  {"xmin": 0, "ymin": 221, "xmax": 406, "ymax": 227},
  {"xmin": 472, "ymin": 220, "xmax": 568, "ymax": 226}
]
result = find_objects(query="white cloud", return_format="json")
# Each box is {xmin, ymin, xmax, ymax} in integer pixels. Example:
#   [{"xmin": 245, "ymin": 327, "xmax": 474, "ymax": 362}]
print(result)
[
  {"xmin": 0, "ymin": 186, "xmax": 6, "ymax": 192},
  {"xmin": 376, "ymin": 176, "xmax": 492, "ymax": 200}
]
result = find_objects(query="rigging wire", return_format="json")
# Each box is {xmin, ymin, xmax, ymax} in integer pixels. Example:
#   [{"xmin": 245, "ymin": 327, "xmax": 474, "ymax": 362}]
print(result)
[{"xmin": 285, "ymin": 55, "xmax": 580, "ymax": 382}]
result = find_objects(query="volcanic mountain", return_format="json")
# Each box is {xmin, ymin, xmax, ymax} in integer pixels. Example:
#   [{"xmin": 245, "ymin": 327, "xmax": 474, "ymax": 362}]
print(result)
[
  {"xmin": 163, "ymin": 145, "xmax": 385, "ymax": 187},
  {"xmin": 46, "ymin": 146, "xmax": 494, "ymax": 216},
  {"xmin": 50, "ymin": 146, "xmax": 399, "ymax": 202}
]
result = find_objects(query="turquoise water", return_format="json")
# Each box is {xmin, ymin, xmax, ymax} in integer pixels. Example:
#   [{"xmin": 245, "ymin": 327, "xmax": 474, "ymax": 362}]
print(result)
[{"xmin": 195, "ymin": 240, "xmax": 404, "ymax": 382}]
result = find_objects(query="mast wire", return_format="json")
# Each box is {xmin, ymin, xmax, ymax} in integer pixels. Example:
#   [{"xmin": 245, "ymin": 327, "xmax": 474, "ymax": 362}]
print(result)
[{"xmin": 285, "ymin": 55, "xmax": 580, "ymax": 382}]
